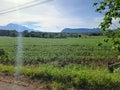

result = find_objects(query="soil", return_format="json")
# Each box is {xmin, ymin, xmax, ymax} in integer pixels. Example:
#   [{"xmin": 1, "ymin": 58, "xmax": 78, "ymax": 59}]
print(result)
[
  {"xmin": 0, "ymin": 81, "xmax": 33, "ymax": 90},
  {"xmin": 0, "ymin": 74, "xmax": 50, "ymax": 90}
]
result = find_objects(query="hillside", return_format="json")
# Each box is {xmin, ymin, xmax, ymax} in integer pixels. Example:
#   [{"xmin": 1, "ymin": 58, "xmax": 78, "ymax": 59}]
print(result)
[
  {"xmin": 62, "ymin": 28, "xmax": 100, "ymax": 33},
  {"xmin": 0, "ymin": 23, "xmax": 34, "ymax": 32}
]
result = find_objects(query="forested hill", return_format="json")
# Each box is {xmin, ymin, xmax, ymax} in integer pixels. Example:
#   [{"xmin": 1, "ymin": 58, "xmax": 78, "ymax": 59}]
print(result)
[{"xmin": 62, "ymin": 28, "xmax": 100, "ymax": 33}]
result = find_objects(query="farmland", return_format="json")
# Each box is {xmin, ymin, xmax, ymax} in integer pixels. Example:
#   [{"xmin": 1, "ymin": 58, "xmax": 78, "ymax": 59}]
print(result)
[
  {"xmin": 0, "ymin": 36, "xmax": 119, "ymax": 65},
  {"xmin": 0, "ymin": 36, "xmax": 120, "ymax": 89}
]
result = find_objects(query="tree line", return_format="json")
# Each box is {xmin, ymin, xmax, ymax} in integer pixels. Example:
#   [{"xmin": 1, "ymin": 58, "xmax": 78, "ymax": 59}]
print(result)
[
  {"xmin": 0, "ymin": 29, "xmax": 18, "ymax": 37},
  {"xmin": 0, "ymin": 29, "xmax": 102, "ymax": 38}
]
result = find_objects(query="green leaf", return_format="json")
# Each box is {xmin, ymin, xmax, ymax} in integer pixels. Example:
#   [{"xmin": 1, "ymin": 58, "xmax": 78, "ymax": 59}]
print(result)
[{"xmin": 93, "ymin": 2, "xmax": 98, "ymax": 6}]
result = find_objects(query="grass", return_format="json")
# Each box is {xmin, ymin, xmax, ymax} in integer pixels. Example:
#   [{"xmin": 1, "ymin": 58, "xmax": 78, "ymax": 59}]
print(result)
[
  {"xmin": 0, "ymin": 36, "xmax": 120, "ymax": 89},
  {"xmin": 0, "ymin": 64, "xmax": 120, "ymax": 89},
  {"xmin": 0, "ymin": 36, "xmax": 119, "ymax": 65}
]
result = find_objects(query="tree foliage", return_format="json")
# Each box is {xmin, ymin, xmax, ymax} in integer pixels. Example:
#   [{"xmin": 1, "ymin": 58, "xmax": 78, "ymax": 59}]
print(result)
[
  {"xmin": 0, "ymin": 29, "xmax": 18, "ymax": 37},
  {"xmin": 94, "ymin": 0, "xmax": 120, "ymax": 59}
]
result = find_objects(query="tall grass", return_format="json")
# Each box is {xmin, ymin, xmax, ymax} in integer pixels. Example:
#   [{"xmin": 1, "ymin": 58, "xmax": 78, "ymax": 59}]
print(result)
[{"xmin": 0, "ymin": 64, "xmax": 120, "ymax": 89}]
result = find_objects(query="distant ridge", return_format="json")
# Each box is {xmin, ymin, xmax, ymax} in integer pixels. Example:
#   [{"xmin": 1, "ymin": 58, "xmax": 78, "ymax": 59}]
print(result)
[
  {"xmin": 61, "ymin": 28, "xmax": 100, "ymax": 33},
  {"xmin": 0, "ymin": 23, "xmax": 35, "ymax": 32}
]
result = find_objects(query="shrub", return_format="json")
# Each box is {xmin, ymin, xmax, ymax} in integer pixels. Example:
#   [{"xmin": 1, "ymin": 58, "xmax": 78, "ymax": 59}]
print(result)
[{"xmin": 0, "ymin": 49, "xmax": 9, "ymax": 64}]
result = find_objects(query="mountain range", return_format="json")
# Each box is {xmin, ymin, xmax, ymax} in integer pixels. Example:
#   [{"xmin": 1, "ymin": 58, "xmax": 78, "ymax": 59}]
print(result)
[
  {"xmin": 0, "ymin": 23, "xmax": 34, "ymax": 32},
  {"xmin": 0, "ymin": 23, "xmax": 100, "ymax": 33},
  {"xmin": 62, "ymin": 28, "xmax": 100, "ymax": 33}
]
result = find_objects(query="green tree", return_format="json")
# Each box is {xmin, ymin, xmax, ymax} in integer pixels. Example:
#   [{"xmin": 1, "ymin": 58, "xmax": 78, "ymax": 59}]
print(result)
[
  {"xmin": 94, "ymin": 0, "xmax": 120, "ymax": 59},
  {"xmin": 9, "ymin": 30, "xmax": 18, "ymax": 37},
  {"xmin": 22, "ymin": 30, "xmax": 30, "ymax": 37}
]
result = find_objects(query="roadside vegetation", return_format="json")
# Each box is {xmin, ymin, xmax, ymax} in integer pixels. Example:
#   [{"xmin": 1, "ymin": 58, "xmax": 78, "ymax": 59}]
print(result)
[{"xmin": 0, "ymin": 64, "xmax": 120, "ymax": 90}]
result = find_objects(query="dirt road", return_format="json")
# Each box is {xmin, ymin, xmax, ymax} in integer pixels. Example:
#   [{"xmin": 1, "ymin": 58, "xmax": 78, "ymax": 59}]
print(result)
[
  {"xmin": 0, "ymin": 74, "xmax": 49, "ymax": 90},
  {"xmin": 0, "ymin": 81, "xmax": 34, "ymax": 90}
]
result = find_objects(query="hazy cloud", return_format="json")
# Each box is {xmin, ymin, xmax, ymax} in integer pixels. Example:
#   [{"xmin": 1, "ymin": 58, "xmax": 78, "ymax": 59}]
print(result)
[{"xmin": 0, "ymin": 0, "xmax": 102, "ymax": 32}]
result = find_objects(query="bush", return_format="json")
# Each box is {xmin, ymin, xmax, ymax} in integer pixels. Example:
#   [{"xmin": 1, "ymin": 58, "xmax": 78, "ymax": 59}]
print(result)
[
  {"xmin": 0, "ymin": 49, "xmax": 5, "ymax": 56},
  {"xmin": 0, "ymin": 49, "xmax": 9, "ymax": 64}
]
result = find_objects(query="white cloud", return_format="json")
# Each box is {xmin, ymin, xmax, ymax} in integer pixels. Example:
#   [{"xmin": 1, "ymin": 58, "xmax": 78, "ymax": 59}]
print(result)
[
  {"xmin": 93, "ymin": 17, "xmax": 120, "ymax": 29},
  {"xmin": 0, "ymin": 0, "xmax": 85, "ymax": 32},
  {"xmin": 4, "ymin": 0, "xmax": 34, "ymax": 4},
  {"xmin": 34, "ymin": 17, "xmax": 84, "ymax": 32},
  {"xmin": 94, "ymin": 17, "xmax": 103, "ymax": 23},
  {"xmin": 0, "ymin": 0, "xmax": 103, "ymax": 32},
  {"xmin": 108, "ymin": 18, "xmax": 120, "ymax": 29}
]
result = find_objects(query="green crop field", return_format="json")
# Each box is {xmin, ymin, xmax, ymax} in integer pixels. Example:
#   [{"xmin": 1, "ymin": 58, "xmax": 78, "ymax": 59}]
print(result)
[
  {"xmin": 0, "ymin": 36, "xmax": 120, "ymax": 89},
  {"xmin": 0, "ymin": 36, "xmax": 119, "ymax": 65}
]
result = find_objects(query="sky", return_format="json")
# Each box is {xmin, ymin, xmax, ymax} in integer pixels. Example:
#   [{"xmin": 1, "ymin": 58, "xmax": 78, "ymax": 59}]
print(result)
[{"xmin": 0, "ymin": 0, "xmax": 103, "ymax": 32}]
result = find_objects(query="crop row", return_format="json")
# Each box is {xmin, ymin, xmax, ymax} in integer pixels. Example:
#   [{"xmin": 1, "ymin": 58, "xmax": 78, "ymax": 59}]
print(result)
[{"xmin": 0, "ymin": 36, "xmax": 119, "ymax": 66}]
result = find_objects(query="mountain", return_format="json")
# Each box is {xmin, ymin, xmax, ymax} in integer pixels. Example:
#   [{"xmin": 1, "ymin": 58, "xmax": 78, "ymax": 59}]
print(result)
[
  {"xmin": 61, "ymin": 28, "xmax": 100, "ymax": 33},
  {"xmin": 0, "ymin": 23, "xmax": 35, "ymax": 32}
]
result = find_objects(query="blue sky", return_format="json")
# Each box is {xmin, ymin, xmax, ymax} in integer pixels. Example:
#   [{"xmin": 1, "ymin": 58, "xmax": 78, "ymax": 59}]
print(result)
[
  {"xmin": 0, "ymin": 0, "xmax": 103, "ymax": 32},
  {"xmin": 56, "ymin": 0, "xmax": 100, "ymax": 18}
]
